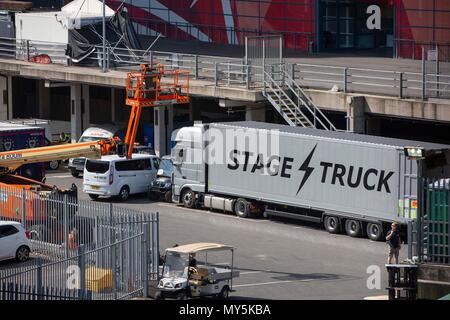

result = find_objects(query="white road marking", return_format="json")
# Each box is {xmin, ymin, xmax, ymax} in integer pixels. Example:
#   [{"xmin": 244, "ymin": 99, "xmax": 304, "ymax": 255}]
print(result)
[
  {"xmin": 48, "ymin": 175, "xmax": 72, "ymax": 179},
  {"xmin": 239, "ymin": 271, "xmax": 265, "ymax": 275}
]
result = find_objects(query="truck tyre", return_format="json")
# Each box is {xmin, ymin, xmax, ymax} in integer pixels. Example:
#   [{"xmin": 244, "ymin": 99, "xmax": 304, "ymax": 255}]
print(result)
[
  {"xmin": 164, "ymin": 191, "xmax": 172, "ymax": 203},
  {"xmin": 118, "ymin": 186, "xmax": 130, "ymax": 202},
  {"xmin": 366, "ymin": 223, "xmax": 384, "ymax": 241},
  {"xmin": 71, "ymin": 170, "xmax": 80, "ymax": 178},
  {"xmin": 48, "ymin": 160, "xmax": 60, "ymax": 170},
  {"xmin": 345, "ymin": 219, "xmax": 362, "ymax": 237},
  {"xmin": 234, "ymin": 198, "xmax": 250, "ymax": 218},
  {"xmin": 219, "ymin": 285, "xmax": 230, "ymax": 299},
  {"xmin": 88, "ymin": 194, "xmax": 99, "ymax": 201},
  {"xmin": 324, "ymin": 216, "xmax": 341, "ymax": 234},
  {"xmin": 182, "ymin": 189, "xmax": 196, "ymax": 208}
]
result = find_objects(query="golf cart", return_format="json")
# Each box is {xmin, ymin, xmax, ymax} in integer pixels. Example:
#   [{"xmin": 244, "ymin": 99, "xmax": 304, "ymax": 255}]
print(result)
[{"xmin": 157, "ymin": 243, "xmax": 239, "ymax": 300}]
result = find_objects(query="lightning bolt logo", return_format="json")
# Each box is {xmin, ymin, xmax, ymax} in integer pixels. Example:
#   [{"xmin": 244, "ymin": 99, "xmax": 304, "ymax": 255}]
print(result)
[{"xmin": 296, "ymin": 145, "xmax": 317, "ymax": 195}]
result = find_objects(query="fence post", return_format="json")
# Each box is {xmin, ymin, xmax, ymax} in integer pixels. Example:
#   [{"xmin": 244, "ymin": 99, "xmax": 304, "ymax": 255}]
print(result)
[
  {"xmin": 64, "ymin": 194, "xmax": 69, "ymax": 259},
  {"xmin": 109, "ymin": 203, "xmax": 117, "ymax": 300},
  {"xmin": 421, "ymin": 46, "xmax": 426, "ymax": 100},
  {"xmin": 291, "ymin": 64, "xmax": 295, "ymax": 84},
  {"xmin": 26, "ymin": 40, "xmax": 30, "ymax": 61},
  {"xmin": 142, "ymin": 223, "xmax": 149, "ymax": 298},
  {"xmin": 149, "ymin": 51, "xmax": 153, "ymax": 66},
  {"xmin": 214, "ymin": 62, "xmax": 218, "ymax": 86},
  {"xmin": 36, "ymin": 258, "xmax": 43, "ymax": 300},
  {"xmin": 77, "ymin": 244, "xmax": 86, "ymax": 300},
  {"xmin": 407, "ymin": 220, "xmax": 413, "ymax": 260},
  {"xmin": 343, "ymin": 67, "xmax": 348, "ymax": 93},
  {"xmin": 21, "ymin": 188, "xmax": 26, "ymax": 228},
  {"xmin": 246, "ymin": 65, "xmax": 250, "ymax": 90},
  {"xmin": 399, "ymin": 72, "xmax": 404, "ymax": 99},
  {"xmin": 194, "ymin": 55, "xmax": 198, "ymax": 79}
]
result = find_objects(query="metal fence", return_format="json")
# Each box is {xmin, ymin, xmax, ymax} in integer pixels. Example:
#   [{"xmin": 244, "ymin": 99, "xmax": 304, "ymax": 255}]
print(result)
[
  {"xmin": 409, "ymin": 178, "xmax": 449, "ymax": 265},
  {"xmin": 0, "ymin": 186, "xmax": 159, "ymax": 300},
  {"xmin": 1, "ymin": 36, "xmax": 450, "ymax": 99}
]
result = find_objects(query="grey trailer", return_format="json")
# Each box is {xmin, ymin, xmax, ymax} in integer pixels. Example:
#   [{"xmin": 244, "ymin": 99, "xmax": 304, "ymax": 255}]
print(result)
[{"xmin": 172, "ymin": 122, "xmax": 450, "ymax": 241}]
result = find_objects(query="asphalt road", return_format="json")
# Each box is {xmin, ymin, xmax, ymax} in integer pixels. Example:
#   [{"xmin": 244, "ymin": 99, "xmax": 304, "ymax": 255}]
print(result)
[{"xmin": 2, "ymin": 167, "xmax": 407, "ymax": 300}]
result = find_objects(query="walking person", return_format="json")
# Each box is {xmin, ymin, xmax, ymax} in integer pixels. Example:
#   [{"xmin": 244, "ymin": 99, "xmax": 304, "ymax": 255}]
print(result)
[{"xmin": 386, "ymin": 222, "xmax": 401, "ymax": 264}]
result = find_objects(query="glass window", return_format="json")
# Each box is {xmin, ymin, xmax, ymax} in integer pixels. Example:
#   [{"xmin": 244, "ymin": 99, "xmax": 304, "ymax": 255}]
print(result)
[
  {"xmin": 0, "ymin": 225, "xmax": 19, "ymax": 238},
  {"xmin": 85, "ymin": 160, "xmax": 110, "ymax": 173}
]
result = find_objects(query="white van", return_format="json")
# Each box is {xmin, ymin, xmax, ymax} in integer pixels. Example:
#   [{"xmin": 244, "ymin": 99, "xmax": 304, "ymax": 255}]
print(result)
[
  {"xmin": 68, "ymin": 127, "xmax": 116, "ymax": 177},
  {"xmin": 83, "ymin": 154, "xmax": 160, "ymax": 201}
]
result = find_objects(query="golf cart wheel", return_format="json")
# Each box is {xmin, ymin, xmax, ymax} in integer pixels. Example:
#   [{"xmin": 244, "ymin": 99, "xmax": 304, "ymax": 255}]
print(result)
[
  {"xmin": 182, "ymin": 189, "xmax": 196, "ymax": 208},
  {"xmin": 366, "ymin": 222, "xmax": 384, "ymax": 241},
  {"xmin": 345, "ymin": 219, "xmax": 362, "ymax": 237},
  {"xmin": 88, "ymin": 194, "xmax": 99, "ymax": 201},
  {"xmin": 48, "ymin": 160, "xmax": 60, "ymax": 170},
  {"xmin": 118, "ymin": 186, "xmax": 130, "ymax": 202},
  {"xmin": 71, "ymin": 170, "xmax": 80, "ymax": 178},
  {"xmin": 234, "ymin": 198, "xmax": 250, "ymax": 218},
  {"xmin": 16, "ymin": 246, "xmax": 30, "ymax": 262},
  {"xmin": 219, "ymin": 286, "xmax": 230, "ymax": 299},
  {"xmin": 324, "ymin": 216, "xmax": 341, "ymax": 234},
  {"xmin": 177, "ymin": 292, "xmax": 188, "ymax": 300},
  {"xmin": 164, "ymin": 191, "xmax": 172, "ymax": 203}
]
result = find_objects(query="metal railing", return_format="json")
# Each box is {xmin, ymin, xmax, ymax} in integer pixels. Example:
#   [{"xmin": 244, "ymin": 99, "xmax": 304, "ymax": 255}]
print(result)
[
  {"xmin": 412, "ymin": 178, "xmax": 450, "ymax": 265},
  {"xmin": 0, "ymin": 186, "xmax": 159, "ymax": 300},
  {"xmin": 1, "ymin": 36, "xmax": 450, "ymax": 100}
]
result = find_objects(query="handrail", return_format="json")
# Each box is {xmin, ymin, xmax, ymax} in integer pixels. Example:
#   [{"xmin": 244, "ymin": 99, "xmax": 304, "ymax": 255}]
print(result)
[
  {"xmin": 283, "ymin": 70, "xmax": 337, "ymax": 131},
  {"xmin": 263, "ymin": 70, "xmax": 314, "ymax": 128}
]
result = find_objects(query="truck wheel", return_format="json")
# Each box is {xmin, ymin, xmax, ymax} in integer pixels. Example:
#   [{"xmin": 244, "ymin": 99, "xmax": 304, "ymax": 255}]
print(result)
[
  {"xmin": 118, "ymin": 186, "xmax": 130, "ymax": 202},
  {"xmin": 324, "ymin": 216, "xmax": 341, "ymax": 234},
  {"xmin": 366, "ymin": 223, "xmax": 384, "ymax": 241},
  {"xmin": 345, "ymin": 219, "xmax": 362, "ymax": 237},
  {"xmin": 219, "ymin": 286, "xmax": 230, "ymax": 299},
  {"xmin": 48, "ymin": 160, "xmax": 60, "ymax": 170},
  {"xmin": 164, "ymin": 191, "xmax": 172, "ymax": 203},
  {"xmin": 234, "ymin": 198, "xmax": 250, "ymax": 218},
  {"xmin": 182, "ymin": 189, "xmax": 196, "ymax": 208},
  {"xmin": 88, "ymin": 194, "xmax": 99, "ymax": 201},
  {"xmin": 71, "ymin": 170, "xmax": 80, "ymax": 178}
]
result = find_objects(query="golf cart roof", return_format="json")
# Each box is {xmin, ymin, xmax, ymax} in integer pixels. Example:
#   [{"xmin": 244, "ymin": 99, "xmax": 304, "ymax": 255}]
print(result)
[{"xmin": 166, "ymin": 243, "xmax": 234, "ymax": 254}]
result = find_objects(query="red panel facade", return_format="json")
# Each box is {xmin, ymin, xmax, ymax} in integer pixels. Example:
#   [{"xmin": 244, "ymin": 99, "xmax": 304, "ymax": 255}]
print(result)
[{"xmin": 107, "ymin": 1, "xmax": 450, "ymax": 60}]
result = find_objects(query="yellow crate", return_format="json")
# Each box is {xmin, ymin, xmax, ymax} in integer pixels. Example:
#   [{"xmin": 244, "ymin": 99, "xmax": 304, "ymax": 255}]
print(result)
[{"xmin": 85, "ymin": 267, "xmax": 113, "ymax": 293}]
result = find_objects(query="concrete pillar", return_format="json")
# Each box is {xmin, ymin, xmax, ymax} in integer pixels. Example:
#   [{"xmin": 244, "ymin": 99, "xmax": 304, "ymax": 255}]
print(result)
[
  {"xmin": 154, "ymin": 106, "xmax": 174, "ymax": 157},
  {"xmin": 110, "ymin": 87, "xmax": 116, "ymax": 123},
  {"xmin": 82, "ymin": 84, "xmax": 90, "ymax": 131},
  {"xmin": 70, "ymin": 84, "xmax": 82, "ymax": 143},
  {"xmin": 346, "ymin": 96, "xmax": 366, "ymax": 134},
  {"xmin": 188, "ymin": 98, "xmax": 201, "ymax": 121},
  {"xmin": 245, "ymin": 103, "xmax": 266, "ymax": 122},
  {"xmin": 7, "ymin": 75, "xmax": 12, "ymax": 120},
  {"xmin": 37, "ymin": 80, "xmax": 50, "ymax": 119},
  {"xmin": 0, "ymin": 75, "xmax": 7, "ymax": 120}
]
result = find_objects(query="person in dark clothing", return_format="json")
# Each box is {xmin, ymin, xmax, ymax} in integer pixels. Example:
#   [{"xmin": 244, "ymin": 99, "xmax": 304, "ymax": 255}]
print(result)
[
  {"xmin": 189, "ymin": 253, "xmax": 197, "ymax": 268},
  {"xmin": 386, "ymin": 222, "xmax": 401, "ymax": 264}
]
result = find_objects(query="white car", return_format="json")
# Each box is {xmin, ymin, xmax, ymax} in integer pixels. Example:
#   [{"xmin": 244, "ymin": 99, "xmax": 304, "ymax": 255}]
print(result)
[
  {"xmin": 83, "ymin": 154, "xmax": 160, "ymax": 201},
  {"xmin": 0, "ymin": 221, "xmax": 32, "ymax": 263}
]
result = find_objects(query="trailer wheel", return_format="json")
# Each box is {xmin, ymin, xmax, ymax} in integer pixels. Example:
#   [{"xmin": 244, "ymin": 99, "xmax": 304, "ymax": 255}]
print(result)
[
  {"xmin": 345, "ymin": 219, "xmax": 362, "ymax": 237},
  {"xmin": 182, "ymin": 189, "xmax": 196, "ymax": 208},
  {"xmin": 234, "ymin": 198, "xmax": 250, "ymax": 218},
  {"xmin": 366, "ymin": 223, "xmax": 384, "ymax": 241},
  {"xmin": 324, "ymin": 216, "xmax": 341, "ymax": 234}
]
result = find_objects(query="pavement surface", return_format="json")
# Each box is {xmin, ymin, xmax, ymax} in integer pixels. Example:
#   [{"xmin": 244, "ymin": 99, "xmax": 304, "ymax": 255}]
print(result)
[{"xmin": 0, "ymin": 167, "xmax": 409, "ymax": 300}]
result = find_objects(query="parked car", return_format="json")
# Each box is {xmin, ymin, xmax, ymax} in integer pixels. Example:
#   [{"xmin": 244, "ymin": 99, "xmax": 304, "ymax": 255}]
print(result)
[
  {"xmin": 0, "ymin": 221, "xmax": 31, "ymax": 263},
  {"xmin": 149, "ymin": 155, "xmax": 173, "ymax": 202},
  {"xmin": 69, "ymin": 127, "xmax": 117, "ymax": 178},
  {"xmin": 83, "ymin": 154, "xmax": 160, "ymax": 201}
]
